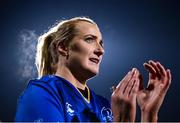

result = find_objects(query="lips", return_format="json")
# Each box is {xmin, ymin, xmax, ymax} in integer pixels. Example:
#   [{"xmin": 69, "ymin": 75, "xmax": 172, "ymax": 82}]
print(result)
[{"xmin": 89, "ymin": 58, "xmax": 100, "ymax": 64}]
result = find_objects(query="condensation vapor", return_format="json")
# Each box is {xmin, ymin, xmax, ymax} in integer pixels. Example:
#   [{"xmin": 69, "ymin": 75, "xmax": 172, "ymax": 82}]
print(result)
[{"xmin": 17, "ymin": 29, "xmax": 38, "ymax": 80}]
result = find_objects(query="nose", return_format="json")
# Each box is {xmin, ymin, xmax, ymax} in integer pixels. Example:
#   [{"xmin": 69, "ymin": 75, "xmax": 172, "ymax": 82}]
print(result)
[{"xmin": 94, "ymin": 44, "xmax": 105, "ymax": 57}]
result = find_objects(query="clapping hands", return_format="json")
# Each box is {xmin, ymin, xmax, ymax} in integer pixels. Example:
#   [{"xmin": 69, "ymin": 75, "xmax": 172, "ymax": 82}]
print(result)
[{"xmin": 111, "ymin": 60, "xmax": 171, "ymax": 122}]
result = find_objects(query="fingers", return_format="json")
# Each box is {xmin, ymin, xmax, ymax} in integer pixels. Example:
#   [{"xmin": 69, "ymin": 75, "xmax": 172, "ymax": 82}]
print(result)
[
  {"xmin": 143, "ymin": 62, "xmax": 156, "ymax": 79},
  {"xmin": 149, "ymin": 60, "xmax": 160, "ymax": 73},
  {"xmin": 156, "ymin": 62, "xmax": 166, "ymax": 76},
  {"xmin": 116, "ymin": 68, "xmax": 136, "ymax": 93},
  {"xmin": 144, "ymin": 60, "xmax": 167, "ymax": 80},
  {"xmin": 144, "ymin": 60, "xmax": 172, "ymax": 91},
  {"xmin": 129, "ymin": 78, "xmax": 140, "ymax": 97},
  {"xmin": 143, "ymin": 62, "xmax": 156, "ymax": 74},
  {"xmin": 124, "ymin": 69, "xmax": 140, "ymax": 97},
  {"xmin": 149, "ymin": 60, "xmax": 166, "ymax": 80},
  {"xmin": 167, "ymin": 69, "xmax": 171, "ymax": 83},
  {"xmin": 116, "ymin": 71, "xmax": 130, "ymax": 89},
  {"xmin": 144, "ymin": 60, "xmax": 162, "ymax": 80},
  {"xmin": 164, "ymin": 69, "xmax": 172, "ymax": 90}
]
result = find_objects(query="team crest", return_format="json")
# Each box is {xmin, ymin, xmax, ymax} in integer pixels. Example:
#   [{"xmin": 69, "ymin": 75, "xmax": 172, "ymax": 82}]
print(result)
[{"xmin": 101, "ymin": 107, "xmax": 113, "ymax": 122}]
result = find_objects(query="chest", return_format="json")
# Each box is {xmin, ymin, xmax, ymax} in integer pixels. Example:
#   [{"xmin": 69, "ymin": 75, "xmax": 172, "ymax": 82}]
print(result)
[{"xmin": 59, "ymin": 86, "xmax": 113, "ymax": 122}]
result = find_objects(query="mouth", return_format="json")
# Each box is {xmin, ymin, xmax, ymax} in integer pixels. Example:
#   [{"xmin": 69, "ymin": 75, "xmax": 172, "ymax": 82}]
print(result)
[{"xmin": 89, "ymin": 58, "xmax": 100, "ymax": 64}]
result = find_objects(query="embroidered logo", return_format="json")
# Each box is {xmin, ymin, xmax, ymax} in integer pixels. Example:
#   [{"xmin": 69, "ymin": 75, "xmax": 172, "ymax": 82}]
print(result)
[
  {"xmin": 66, "ymin": 102, "xmax": 75, "ymax": 116},
  {"xmin": 101, "ymin": 107, "xmax": 113, "ymax": 122}
]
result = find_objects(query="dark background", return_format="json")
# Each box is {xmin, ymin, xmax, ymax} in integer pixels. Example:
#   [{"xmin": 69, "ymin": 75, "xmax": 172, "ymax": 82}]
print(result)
[{"xmin": 0, "ymin": 0, "xmax": 179, "ymax": 121}]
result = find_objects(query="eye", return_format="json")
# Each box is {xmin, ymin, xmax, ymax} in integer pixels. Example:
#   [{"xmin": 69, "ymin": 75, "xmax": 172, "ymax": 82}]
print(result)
[
  {"xmin": 84, "ymin": 37, "xmax": 95, "ymax": 43},
  {"xmin": 99, "ymin": 40, "xmax": 104, "ymax": 48}
]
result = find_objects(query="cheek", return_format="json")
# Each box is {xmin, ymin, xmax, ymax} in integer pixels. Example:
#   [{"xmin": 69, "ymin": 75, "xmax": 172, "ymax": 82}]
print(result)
[
  {"xmin": 69, "ymin": 43, "xmax": 91, "ymax": 60},
  {"xmin": 67, "ymin": 46, "xmax": 90, "ymax": 70}
]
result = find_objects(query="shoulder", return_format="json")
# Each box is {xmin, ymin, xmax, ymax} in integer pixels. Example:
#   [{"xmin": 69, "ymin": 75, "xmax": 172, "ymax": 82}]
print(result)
[
  {"xmin": 17, "ymin": 75, "xmax": 61, "ymax": 103},
  {"xmin": 15, "ymin": 75, "xmax": 65, "ymax": 121},
  {"xmin": 28, "ymin": 75, "xmax": 60, "ymax": 87},
  {"xmin": 21, "ymin": 75, "xmax": 68, "ymax": 99},
  {"xmin": 28, "ymin": 75, "xmax": 71, "ymax": 90},
  {"xmin": 25, "ymin": 75, "xmax": 64, "ymax": 94},
  {"xmin": 16, "ymin": 75, "xmax": 66, "ymax": 109}
]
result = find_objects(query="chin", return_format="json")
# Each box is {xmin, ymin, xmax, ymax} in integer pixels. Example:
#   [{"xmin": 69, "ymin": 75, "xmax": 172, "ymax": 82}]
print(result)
[
  {"xmin": 83, "ymin": 62, "xmax": 100, "ymax": 78},
  {"xmin": 88, "ymin": 67, "xmax": 99, "ymax": 77}
]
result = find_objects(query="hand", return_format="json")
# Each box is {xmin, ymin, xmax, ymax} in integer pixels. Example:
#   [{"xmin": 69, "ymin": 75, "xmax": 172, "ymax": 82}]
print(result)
[
  {"xmin": 137, "ymin": 60, "xmax": 171, "ymax": 122},
  {"xmin": 111, "ymin": 68, "xmax": 140, "ymax": 122}
]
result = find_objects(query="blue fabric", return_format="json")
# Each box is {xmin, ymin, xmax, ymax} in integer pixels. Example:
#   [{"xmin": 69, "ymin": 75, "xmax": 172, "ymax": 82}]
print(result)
[{"xmin": 15, "ymin": 75, "xmax": 113, "ymax": 122}]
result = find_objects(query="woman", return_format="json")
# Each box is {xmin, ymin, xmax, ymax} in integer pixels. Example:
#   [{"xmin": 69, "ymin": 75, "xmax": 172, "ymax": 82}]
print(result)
[{"xmin": 15, "ymin": 17, "xmax": 171, "ymax": 122}]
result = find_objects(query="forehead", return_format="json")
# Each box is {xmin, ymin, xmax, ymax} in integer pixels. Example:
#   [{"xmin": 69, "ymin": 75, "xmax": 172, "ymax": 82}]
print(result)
[{"xmin": 75, "ymin": 21, "xmax": 102, "ymax": 39}]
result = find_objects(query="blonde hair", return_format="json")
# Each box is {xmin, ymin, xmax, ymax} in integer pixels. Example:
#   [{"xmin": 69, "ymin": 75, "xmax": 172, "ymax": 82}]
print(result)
[{"xmin": 36, "ymin": 17, "xmax": 96, "ymax": 78}]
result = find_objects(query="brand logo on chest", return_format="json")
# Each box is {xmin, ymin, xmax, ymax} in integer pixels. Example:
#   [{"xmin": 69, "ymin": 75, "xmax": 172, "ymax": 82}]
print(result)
[{"xmin": 66, "ymin": 102, "xmax": 75, "ymax": 116}]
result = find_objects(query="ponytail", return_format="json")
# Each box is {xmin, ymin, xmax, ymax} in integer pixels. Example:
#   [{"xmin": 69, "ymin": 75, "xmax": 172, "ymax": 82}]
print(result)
[{"xmin": 36, "ymin": 34, "xmax": 55, "ymax": 78}]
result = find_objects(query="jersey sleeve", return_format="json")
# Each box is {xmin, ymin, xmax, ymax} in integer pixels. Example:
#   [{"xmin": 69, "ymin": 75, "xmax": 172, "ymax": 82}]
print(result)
[{"xmin": 15, "ymin": 82, "xmax": 65, "ymax": 122}]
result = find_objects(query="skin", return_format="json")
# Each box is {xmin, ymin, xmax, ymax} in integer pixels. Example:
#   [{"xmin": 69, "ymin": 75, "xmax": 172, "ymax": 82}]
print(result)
[
  {"xmin": 111, "ymin": 68, "xmax": 140, "ymax": 122},
  {"xmin": 111, "ymin": 60, "xmax": 171, "ymax": 122},
  {"xmin": 55, "ymin": 21, "xmax": 172, "ymax": 122},
  {"xmin": 55, "ymin": 21, "xmax": 104, "ymax": 90},
  {"xmin": 137, "ymin": 60, "xmax": 171, "ymax": 122}
]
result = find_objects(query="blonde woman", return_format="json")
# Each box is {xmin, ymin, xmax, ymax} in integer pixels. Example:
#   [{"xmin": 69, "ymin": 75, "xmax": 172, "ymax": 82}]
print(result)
[{"xmin": 15, "ymin": 17, "xmax": 171, "ymax": 122}]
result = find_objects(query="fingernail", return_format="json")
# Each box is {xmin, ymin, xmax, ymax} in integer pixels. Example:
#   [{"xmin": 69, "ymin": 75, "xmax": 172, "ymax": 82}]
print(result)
[
  {"xmin": 132, "ymin": 68, "xmax": 136, "ymax": 72},
  {"xmin": 167, "ymin": 69, "xmax": 171, "ymax": 72},
  {"xmin": 143, "ymin": 62, "xmax": 147, "ymax": 65},
  {"xmin": 134, "ymin": 69, "xmax": 136, "ymax": 74}
]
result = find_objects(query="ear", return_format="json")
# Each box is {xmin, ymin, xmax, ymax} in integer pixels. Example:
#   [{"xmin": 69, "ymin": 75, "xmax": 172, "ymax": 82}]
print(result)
[{"xmin": 57, "ymin": 41, "xmax": 68, "ymax": 56}]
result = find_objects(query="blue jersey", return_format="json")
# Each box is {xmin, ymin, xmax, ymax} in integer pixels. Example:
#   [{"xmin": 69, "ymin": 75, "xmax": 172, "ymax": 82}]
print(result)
[{"xmin": 15, "ymin": 75, "xmax": 113, "ymax": 122}]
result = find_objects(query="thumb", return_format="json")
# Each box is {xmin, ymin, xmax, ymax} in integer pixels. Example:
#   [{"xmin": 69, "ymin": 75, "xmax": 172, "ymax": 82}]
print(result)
[{"xmin": 137, "ymin": 90, "xmax": 146, "ymax": 103}]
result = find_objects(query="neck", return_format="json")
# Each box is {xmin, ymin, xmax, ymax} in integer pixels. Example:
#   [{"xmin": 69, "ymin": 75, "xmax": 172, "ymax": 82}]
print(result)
[{"xmin": 55, "ymin": 64, "xmax": 87, "ymax": 90}]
